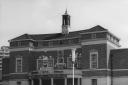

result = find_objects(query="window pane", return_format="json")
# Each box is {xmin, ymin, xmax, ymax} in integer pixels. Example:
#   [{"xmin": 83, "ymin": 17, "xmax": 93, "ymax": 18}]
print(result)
[
  {"xmin": 16, "ymin": 58, "xmax": 22, "ymax": 72},
  {"xmin": 48, "ymin": 58, "xmax": 54, "ymax": 67},
  {"xmin": 92, "ymin": 79, "xmax": 97, "ymax": 85},
  {"xmin": 67, "ymin": 57, "xmax": 72, "ymax": 68},
  {"xmin": 57, "ymin": 57, "xmax": 64, "ymax": 63},
  {"xmin": 90, "ymin": 52, "xmax": 98, "ymax": 69},
  {"xmin": 37, "ymin": 57, "xmax": 54, "ymax": 70}
]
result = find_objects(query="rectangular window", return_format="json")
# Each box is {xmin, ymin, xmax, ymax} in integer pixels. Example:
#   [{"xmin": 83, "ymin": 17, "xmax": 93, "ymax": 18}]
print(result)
[
  {"xmin": 37, "ymin": 59, "xmax": 44, "ymax": 70},
  {"xmin": 75, "ymin": 57, "xmax": 81, "ymax": 68},
  {"xmin": 16, "ymin": 58, "xmax": 22, "ymax": 72},
  {"xmin": 17, "ymin": 81, "xmax": 21, "ymax": 85},
  {"xmin": 67, "ymin": 57, "xmax": 73, "ymax": 68},
  {"xmin": 90, "ymin": 52, "xmax": 98, "ymax": 69},
  {"xmin": 57, "ymin": 57, "xmax": 64, "ymax": 63},
  {"xmin": 57, "ymin": 50, "xmax": 64, "ymax": 57},
  {"xmin": 91, "ymin": 34, "xmax": 96, "ymax": 39},
  {"xmin": 48, "ymin": 58, "xmax": 54, "ymax": 67},
  {"xmin": 92, "ymin": 79, "xmax": 97, "ymax": 85},
  {"xmin": 37, "ymin": 57, "xmax": 54, "ymax": 70},
  {"xmin": 56, "ymin": 57, "xmax": 65, "ymax": 69}
]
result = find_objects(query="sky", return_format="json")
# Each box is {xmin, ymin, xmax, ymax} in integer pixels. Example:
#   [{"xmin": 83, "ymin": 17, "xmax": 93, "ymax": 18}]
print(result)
[{"xmin": 0, "ymin": 0, "xmax": 128, "ymax": 48}]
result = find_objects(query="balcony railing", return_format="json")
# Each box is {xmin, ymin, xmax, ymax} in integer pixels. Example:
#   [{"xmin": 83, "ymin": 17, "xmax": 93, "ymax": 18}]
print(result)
[{"xmin": 31, "ymin": 69, "xmax": 82, "ymax": 75}]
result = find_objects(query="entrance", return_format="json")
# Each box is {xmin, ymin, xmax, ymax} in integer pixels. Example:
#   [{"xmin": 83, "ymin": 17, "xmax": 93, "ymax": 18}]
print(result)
[
  {"xmin": 67, "ymin": 78, "xmax": 78, "ymax": 85},
  {"xmin": 42, "ymin": 78, "xmax": 51, "ymax": 85},
  {"xmin": 33, "ymin": 79, "xmax": 39, "ymax": 85},
  {"xmin": 54, "ymin": 79, "xmax": 65, "ymax": 85}
]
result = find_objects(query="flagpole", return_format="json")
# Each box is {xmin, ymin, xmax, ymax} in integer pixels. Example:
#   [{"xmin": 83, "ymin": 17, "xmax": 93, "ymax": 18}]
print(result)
[
  {"xmin": 72, "ymin": 48, "xmax": 76, "ymax": 85},
  {"xmin": 73, "ymin": 61, "xmax": 75, "ymax": 85}
]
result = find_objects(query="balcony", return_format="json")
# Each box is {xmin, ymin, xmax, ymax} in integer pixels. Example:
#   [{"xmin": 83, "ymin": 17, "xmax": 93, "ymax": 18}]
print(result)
[{"xmin": 31, "ymin": 69, "xmax": 82, "ymax": 76}]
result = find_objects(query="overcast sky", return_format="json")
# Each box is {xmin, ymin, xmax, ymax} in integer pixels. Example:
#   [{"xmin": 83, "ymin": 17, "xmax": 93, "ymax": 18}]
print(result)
[{"xmin": 0, "ymin": 0, "xmax": 128, "ymax": 48}]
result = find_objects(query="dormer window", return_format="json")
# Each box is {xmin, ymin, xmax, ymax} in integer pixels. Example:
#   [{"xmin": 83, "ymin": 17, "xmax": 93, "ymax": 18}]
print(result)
[{"xmin": 90, "ymin": 50, "xmax": 98, "ymax": 69}]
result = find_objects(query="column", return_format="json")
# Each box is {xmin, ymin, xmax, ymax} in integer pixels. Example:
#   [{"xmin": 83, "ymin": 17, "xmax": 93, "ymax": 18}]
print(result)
[
  {"xmin": 51, "ymin": 78, "xmax": 53, "ymax": 85},
  {"xmin": 65, "ymin": 78, "xmax": 67, "ymax": 85},
  {"xmin": 31, "ymin": 79, "xmax": 34, "ymax": 85},
  {"xmin": 77, "ymin": 78, "xmax": 80, "ymax": 85},
  {"xmin": 39, "ymin": 78, "xmax": 42, "ymax": 85}
]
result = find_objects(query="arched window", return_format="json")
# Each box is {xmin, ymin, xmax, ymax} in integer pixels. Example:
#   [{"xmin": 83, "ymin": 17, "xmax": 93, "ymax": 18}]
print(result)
[{"xmin": 90, "ymin": 50, "xmax": 98, "ymax": 69}]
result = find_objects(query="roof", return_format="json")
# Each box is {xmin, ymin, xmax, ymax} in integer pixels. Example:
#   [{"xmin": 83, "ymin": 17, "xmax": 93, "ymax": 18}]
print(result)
[
  {"xmin": 109, "ymin": 49, "xmax": 128, "ymax": 69},
  {"xmin": 10, "ymin": 25, "xmax": 109, "ymax": 41}
]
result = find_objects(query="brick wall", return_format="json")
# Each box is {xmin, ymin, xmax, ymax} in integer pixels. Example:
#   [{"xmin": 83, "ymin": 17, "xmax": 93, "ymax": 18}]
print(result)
[{"xmin": 81, "ymin": 44, "xmax": 107, "ymax": 69}]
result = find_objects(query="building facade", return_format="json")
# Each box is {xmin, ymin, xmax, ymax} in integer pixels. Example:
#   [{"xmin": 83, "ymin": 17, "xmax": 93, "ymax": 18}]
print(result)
[
  {"xmin": 0, "ymin": 46, "xmax": 9, "ymax": 85},
  {"xmin": 2, "ymin": 11, "xmax": 128, "ymax": 85},
  {"xmin": 0, "ymin": 46, "xmax": 9, "ymax": 70}
]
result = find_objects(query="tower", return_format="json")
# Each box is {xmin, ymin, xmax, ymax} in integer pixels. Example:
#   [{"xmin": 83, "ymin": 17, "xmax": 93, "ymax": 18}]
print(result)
[{"xmin": 62, "ymin": 10, "xmax": 70, "ymax": 34}]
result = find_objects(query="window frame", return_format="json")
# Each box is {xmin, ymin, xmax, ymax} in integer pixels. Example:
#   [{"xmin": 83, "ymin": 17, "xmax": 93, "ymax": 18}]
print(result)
[
  {"xmin": 57, "ymin": 57, "xmax": 64, "ymax": 64},
  {"xmin": 90, "ymin": 51, "xmax": 98, "ymax": 69},
  {"xmin": 92, "ymin": 79, "xmax": 97, "ymax": 85},
  {"xmin": 16, "ymin": 57, "xmax": 22, "ymax": 73},
  {"xmin": 91, "ymin": 33, "xmax": 96, "ymax": 39},
  {"xmin": 37, "ymin": 59, "xmax": 45, "ymax": 70},
  {"xmin": 37, "ymin": 56, "xmax": 54, "ymax": 70},
  {"xmin": 67, "ymin": 57, "xmax": 73, "ymax": 68},
  {"xmin": 48, "ymin": 56, "xmax": 54, "ymax": 67}
]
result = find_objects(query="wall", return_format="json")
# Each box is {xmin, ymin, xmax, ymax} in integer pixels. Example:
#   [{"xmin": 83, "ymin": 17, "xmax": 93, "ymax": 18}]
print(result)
[
  {"xmin": 82, "ymin": 77, "xmax": 111, "ymax": 85},
  {"xmin": 113, "ymin": 77, "xmax": 128, "ymax": 85},
  {"xmin": 8, "ymin": 80, "xmax": 29, "ymax": 85},
  {"xmin": 81, "ymin": 44, "xmax": 107, "ymax": 69}
]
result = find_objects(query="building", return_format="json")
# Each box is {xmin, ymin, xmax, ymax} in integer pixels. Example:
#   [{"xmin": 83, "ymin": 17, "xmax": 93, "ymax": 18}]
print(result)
[
  {"xmin": 0, "ymin": 46, "xmax": 9, "ymax": 70},
  {"xmin": 2, "ymin": 10, "xmax": 128, "ymax": 85},
  {"xmin": 0, "ymin": 46, "xmax": 9, "ymax": 85}
]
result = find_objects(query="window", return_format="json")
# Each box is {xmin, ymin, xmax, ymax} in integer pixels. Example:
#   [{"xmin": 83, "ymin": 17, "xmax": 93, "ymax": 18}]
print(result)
[
  {"xmin": 57, "ymin": 50, "xmax": 64, "ymax": 57},
  {"xmin": 17, "ymin": 81, "xmax": 21, "ymax": 85},
  {"xmin": 56, "ymin": 57, "xmax": 65, "ymax": 69},
  {"xmin": 107, "ymin": 34, "xmax": 110, "ymax": 40},
  {"xmin": 90, "ymin": 51, "xmax": 98, "ymax": 69},
  {"xmin": 91, "ymin": 34, "xmax": 96, "ymax": 39},
  {"xmin": 37, "ymin": 56, "xmax": 54, "ymax": 70},
  {"xmin": 57, "ymin": 50, "xmax": 64, "ymax": 64},
  {"xmin": 37, "ymin": 59, "xmax": 44, "ymax": 70},
  {"xmin": 67, "ymin": 57, "xmax": 72, "ymax": 68},
  {"xmin": 57, "ymin": 57, "xmax": 64, "ymax": 63},
  {"xmin": 48, "ymin": 56, "xmax": 54, "ymax": 67},
  {"xmin": 56, "ymin": 50, "xmax": 65, "ymax": 69},
  {"xmin": 92, "ymin": 79, "xmax": 97, "ymax": 85},
  {"xmin": 16, "ymin": 58, "xmax": 22, "ymax": 72},
  {"xmin": 75, "ymin": 53, "xmax": 81, "ymax": 69}
]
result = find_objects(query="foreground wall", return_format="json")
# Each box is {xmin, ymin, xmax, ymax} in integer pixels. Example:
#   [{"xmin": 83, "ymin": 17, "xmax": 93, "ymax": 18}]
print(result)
[
  {"xmin": 82, "ymin": 77, "xmax": 111, "ymax": 85},
  {"xmin": 113, "ymin": 77, "xmax": 128, "ymax": 85},
  {"xmin": 3, "ymin": 79, "xmax": 29, "ymax": 85}
]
